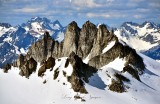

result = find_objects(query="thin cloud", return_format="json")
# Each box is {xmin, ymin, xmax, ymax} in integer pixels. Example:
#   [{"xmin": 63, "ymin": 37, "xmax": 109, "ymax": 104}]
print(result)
[
  {"xmin": 71, "ymin": 0, "xmax": 102, "ymax": 8},
  {"xmin": 13, "ymin": 7, "xmax": 46, "ymax": 13},
  {"xmin": 86, "ymin": 13, "xmax": 127, "ymax": 18},
  {"xmin": 86, "ymin": 13, "xmax": 111, "ymax": 18},
  {"xmin": 129, "ymin": 0, "xmax": 144, "ymax": 2},
  {"xmin": 149, "ymin": 3, "xmax": 160, "ymax": 8},
  {"xmin": 133, "ymin": 15, "xmax": 143, "ymax": 19}
]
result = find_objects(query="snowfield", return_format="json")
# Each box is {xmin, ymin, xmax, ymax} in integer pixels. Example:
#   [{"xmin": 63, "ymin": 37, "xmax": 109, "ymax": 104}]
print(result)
[
  {"xmin": 114, "ymin": 29, "xmax": 158, "ymax": 51},
  {"xmin": 0, "ymin": 55, "xmax": 160, "ymax": 104},
  {"xmin": 102, "ymin": 41, "xmax": 115, "ymax": 54},
  {"xmin": 114, "ymin": 22, "xmax": 160, "ymax": 52}
]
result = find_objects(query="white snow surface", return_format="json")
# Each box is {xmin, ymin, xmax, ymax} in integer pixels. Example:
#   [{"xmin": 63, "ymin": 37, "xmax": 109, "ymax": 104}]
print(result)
[
  {"xmin": 156, "ymin": 60, "xmax": 160, "ymax": 63},
  {"xmin": 114, "ymin": 23, "xmax": 160, "ymax": 51},
  {"xmin": 114, "ymin": 29, "xmax": 158, "ymax": 51},
  {"xmin": 101, "ymin": 57, "xmax": 126, "ymax": 71},
  {"xmin": 0, "ymin": 26, "xmax": 16, "ymax": 37},
  {"xmin": 30, "ymin": 22, "xmax": 45, "ymax": 35},
  {"xmin": 0, "ymin": 55, "xmax": 160, "ymax": 104},
  {"xmin": 20, "ymin": 48, "xmax": 27, "ymax": 55},
  {"xmin": 53, "ymin": 24, "xmax": 60, "ymax": 30},
  {"xmin": 102, "ymin": 41, "xmax": 115, "ymax": 53},
  {"xmin": 55, "ymin": 31, "xmax": 64, "ymax": 42},
  {"xmin": 83, "ymin": 54, "xmax": 91, "ymax": 64}
]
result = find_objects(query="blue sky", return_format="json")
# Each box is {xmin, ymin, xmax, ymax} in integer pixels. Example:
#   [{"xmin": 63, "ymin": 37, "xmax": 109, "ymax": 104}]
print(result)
[{"xmin": 0, "ymin": 0, "xmax": 160, "ymax": 27}]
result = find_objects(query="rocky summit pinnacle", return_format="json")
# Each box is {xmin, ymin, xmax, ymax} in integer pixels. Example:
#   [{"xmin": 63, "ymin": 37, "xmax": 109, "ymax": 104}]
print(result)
[
  {"xmin": 62, "ymin": 21, "xmax": 80, "ymax": 56},
  {"xmin": 4, "ymin": 21, "xmax": 145, "ymax": 94}
]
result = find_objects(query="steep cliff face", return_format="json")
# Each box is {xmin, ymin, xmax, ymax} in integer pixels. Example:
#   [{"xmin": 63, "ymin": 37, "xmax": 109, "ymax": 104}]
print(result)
[
  {"xmin": 4, "ymin": 21, "xmax": 146, "ymax": 93},
  {"xmin": 89, "ymin": 25, "xmax": 117, "ymax": 59},
  {"xmin": 88, "ymin": 42, "xmax": 144, "ymax": 72},
  {"xmin": 26, "ymin": 31, "xmax": 63, "ymax": 62},
  {"xmin": 62, "ymin": 21, "xmax": 80, "ymax": 56},
  {"xmin": 67, "ymin": 52, "xmax": 97, "ymax": 93},
  {"xmin": 77, "ymin": 21, "xmax": 98, "ymax": 58}
]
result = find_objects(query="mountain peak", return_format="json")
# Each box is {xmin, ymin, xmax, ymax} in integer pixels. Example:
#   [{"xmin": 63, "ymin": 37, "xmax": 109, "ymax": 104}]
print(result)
[
  {"xmin": 83, "ymin": 20, "xmax": 95, "ymax": 27},
  {"xmin": 68, "ymin": 21, "xmax": 78, "ymax": 27},
  {"xmin": 0, "ymin": 23, "xmax": 12, "ymax": 28},
  {"xmin": 121, "ymin": 22, "xmax": 139, "ymax": 27},
  {"xmin": 140, "ymin": 21, "xmax": 156, "ymax": 29},
  {"xmin": 30, "ymin": 17, "xmax": 50, "ymax": 23}
]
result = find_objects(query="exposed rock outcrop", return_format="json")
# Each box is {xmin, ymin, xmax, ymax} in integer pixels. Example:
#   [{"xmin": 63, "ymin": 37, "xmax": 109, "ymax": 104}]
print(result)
[
  {"xmin": 88, "ymin": 42, "xmax": 145, "ymax": 74},
  {"xmin": 67, "ymin": 52, "xmax": 97, "ymax": 93},
  {"xmin": 38, "ymin": 57, "xmax": 55, "ymax": 76},
  {"xmin": 16, "ymin": 54, "xmax": 25, "ymax": 67},
  {"xmin": 3, "ymin": 63, "xmax": 11, "ymax": 73},
  {"xmin": 6, "ymin": 21, "xmax": 146, "ymax": 93},
  {"xmin": 90, "ymin": 24, "xmax": 117, "ymax": 58},
  {"xmin": 19, "ymin": 57, "xmax": 37, "ymax": 78},
  {"xmin": 109, "ymin": 79, "xmax": 125, "ymax": 93},
  {"xmin": 62, "ymin": 21, "xmax": 80, "ymax": 56},
  {"xmin": 26, "ymin": 31, "xmax": 52, "ymax": 62},
  {"xmin": 109, "ymin": 73, "xmax": 129, "ymax": 93},
  {"xmin": 77, "ymin": 21, "xmax": 98, "ymax": 58},
  {"xmin": 26, "ymin": 31, "xmax": 63, "ymax": 63}
]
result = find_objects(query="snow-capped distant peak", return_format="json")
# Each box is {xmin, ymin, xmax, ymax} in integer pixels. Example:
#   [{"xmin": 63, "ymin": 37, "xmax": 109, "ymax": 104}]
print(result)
[
  {"xmin": 115, "ymin": 21, "xmax": 160, "ymax": 52},
  {"xmin": 0, "ymin": 17, "xmax": 65, "ymax": 68},
  {"xmin": 0, "ymin": 23, "xmax": 12, "ymax": 28}
]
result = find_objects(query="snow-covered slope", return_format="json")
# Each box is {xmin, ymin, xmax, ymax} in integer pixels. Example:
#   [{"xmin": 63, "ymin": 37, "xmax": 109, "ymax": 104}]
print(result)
[
  {"xmin": 21, "ymin": 17, "xmax": 65, "ymax": 39},
  {"xmin": 114, "ymin": 21, "xmax": 160, "ymax": 60},
  {"xmin": 0, "ymin": 55, "xmax": 160, "ymax": 104},
  {"xmin": 115, "ymin": 22, "xmax": 160, "ymax": 51}
]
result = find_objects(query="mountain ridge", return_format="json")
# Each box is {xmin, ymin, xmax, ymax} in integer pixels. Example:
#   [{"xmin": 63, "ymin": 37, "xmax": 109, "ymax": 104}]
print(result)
[
  {"xmin": 1, "ymin": 21, "xmax": 160, "ymax": 104},
  {"xmin": 4, "ymin": 21, "xmax": 145, "ymax": 93},
  {"xmin": 0, "ymin": 17, "xmax": 160, "ymax": 67},
  {"xmin": 0, "ymin": 17, "xmax": 65, "ymax": 68}
]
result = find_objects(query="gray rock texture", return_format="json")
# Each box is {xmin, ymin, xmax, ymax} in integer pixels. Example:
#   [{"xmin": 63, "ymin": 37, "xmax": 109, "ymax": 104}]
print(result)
[
  {"xmin": 7, "ymin": 21, "xmax": 146, "ymax": 93},
  {"xmin": 77, "ymin": 21, "xmax": 97, "ymax": 58},
  {"xmin": 62, "ymin": 21, "xmax": 80, "ymax": 56}
]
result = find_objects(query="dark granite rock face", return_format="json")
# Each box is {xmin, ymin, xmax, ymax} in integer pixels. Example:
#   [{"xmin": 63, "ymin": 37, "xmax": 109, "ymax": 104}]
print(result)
[
  {"xmin": 90, "ymin": 25, "xmax": 118, "ymax": 59},
  {"xmin": 88, "ymin": 42, "xmax": 122, "ymax": 68},
  {"xmin": 28, "ymin": 58, "xmax": 37, "ymax": 72},
  {"xmin": 3, "ymin": 63, "xmax": 11, "ymax": 73},
  {"xmin": 109, "ymin": 79, "xmax": 125, "ymax": 93},
  {"xmin": 19, "ymin": 57, "xmax": 37, "ymax": 78},
  {"xmin": 45, "ymin": 57, "xmax": 55, "ymax": 69},
  {"xmin": 77, "ymin": 21, "xmax": 98, "ymax": 58},
  {"xmin": 123, "ymin": 65, "xmax": 140, "ymax": 81},
  {"xmin": 88, "ymin": 42, "xmax": 145, "ymax": 74},
  {"xmin": 38, "ymin": 57, "xmax": 55, "ymax": 77},
  {"xmin": 16, "ymin": 54, "xmax": 25, "ymax": 67},
  {"xmin": 53, "ymin": 68, "xmax": 59, "ymax": 80},
  {"xmin": 109, "ymin": 73, "xmax": 130, "ymax": 93},
  {"xmin": 26, "ymin": 31, "xmax": 53, "ymax": 62},
  {"xmin": 26, "ymin": 31, "xmax": 63, "ymax": 62},
  {"xmin": 67, "ymin": 52, "xmax": 97, "ymax": 93},
  {"xmin": 51, "ymin": 41, "xmax": 63, "ymax": 58},
  {"xmin": 62, "ymin": 21, "xmax": 80, "ymax": 57},
  {"xmin": 38, "ymin": 64, "xmax": 46, "ymax": 77}
]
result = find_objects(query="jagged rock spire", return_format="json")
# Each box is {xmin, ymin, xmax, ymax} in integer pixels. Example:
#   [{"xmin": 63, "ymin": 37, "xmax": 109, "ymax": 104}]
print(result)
[
  {"xmin": 77, "ymin": 20, "xmax": 98, "ymax": 58},
  {"xmin": 62, "ymin": 21, "xmax": 80, "ymax": 56}
]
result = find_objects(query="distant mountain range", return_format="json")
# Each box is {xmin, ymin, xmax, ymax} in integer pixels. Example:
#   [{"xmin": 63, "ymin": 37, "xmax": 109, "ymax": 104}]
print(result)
[
  {"xmin": 0, "ymin": 17, "xmax": 160, "ymax": 68},
  {"xmin": 0, "ymin": 21, "xmax": 160, "ymax": 104},
  {"xmin": 115, "ymin": 21, "xmax": 160, "ymax": 61},
  {"xmin": 0, "ymin": 17, "xmax": 65, "ymax": 67}
]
